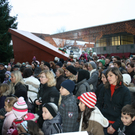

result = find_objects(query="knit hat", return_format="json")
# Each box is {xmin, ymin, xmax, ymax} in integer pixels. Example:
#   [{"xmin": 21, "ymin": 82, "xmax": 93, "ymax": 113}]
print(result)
[
  {"xmin": 12, "ymin": 97, "xmax": 28, "ymax": 120},
  {"xmin": 54, "ymin": 57, "xmax": 59, "ymax": 62},
  {"xmin": 122, "ymin": 74, "xmax": 131, "ymax": 85},
  {"xmin": 89, "ymin": 61, "xmax": 97, "ymax": 69},
  {"xmin": 78, "ymin": 92, "xmax": 97, "ymax": 108},
  {"xmin": 61, "ymin": 79, "xmax": 75, "ymax": 93},
  {"xmin": 5, "ymin": 71, "xmax": 11, "ymax": 76},
  {"xmin": 77, "ymin": 69, "xmax": 90, "ymax": 83},
  {"xmin": 42, "ymin": 103, "xmax": 58, "ymax": 117},
  {"xmin": 44, "ymin": 62, "xmax": 50, "ymax": 69},
  {"xmin": 66, "ymin": 65, "xmax": 77, "ymax": 75},
  {"xmin": 99, "ymin": 59, "xmax": 105, "ymax": 66},
  {"xmin": 0, "ymin": 63, "xmax": 4, "ymax": 66},
  {"xmin": 21, "ymin": 121, "xmax": 28, "ymax": 132},
  {"xmin": 56, "ymin": 61, "xmax": 63, "ymax": 67}
]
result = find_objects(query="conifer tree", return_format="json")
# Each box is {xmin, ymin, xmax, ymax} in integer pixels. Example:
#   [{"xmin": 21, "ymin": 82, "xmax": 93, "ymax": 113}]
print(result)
[{"xmin": 0, "ymin": 0, "xmax": 17, "ymax": 63}]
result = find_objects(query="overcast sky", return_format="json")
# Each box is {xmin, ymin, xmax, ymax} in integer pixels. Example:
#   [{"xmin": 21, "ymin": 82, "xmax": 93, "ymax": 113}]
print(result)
[{"xmin": 9, "ymin": 0, "xmax": 135, "ymax": 34}]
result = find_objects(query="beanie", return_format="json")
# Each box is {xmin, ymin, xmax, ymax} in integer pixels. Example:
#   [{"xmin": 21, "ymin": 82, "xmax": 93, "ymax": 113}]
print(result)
[
  {"xmin": 12, "ymin": 97, "xmax": 28, "ymax": 120},
  {"xmin": 66, "ymin": 65, "xmax": 77, "ymax": 75},
  {"xmin": 42, "ymin": 103, "xmax": 58, "ymax": 117},
  {"xmin": 99, "ymin": 59, "xmax": 105, "ymax": 66},
  {"xmin": 56, "ymin": 61, "xmax": 63, "ymax": 67},
  {"xmin": 122, "ymin": 74, "xmax": 131, "ymax": 85},
  {"xmin": 5, "ymin": 71, "xmax": 11, "ymax": 76},
  {"xmin": 61, "ymin": 79, "xmax": 75, "ymax": 93},
  {"xmin": 77, "ymin": 69, "xmax": 90, "ymax": 83},
  {"xmin": 44, "ymin": 62, "xmax": 50, "ymax": 69},
  {"xmin": 89, "ymin": 61, "xmax": 97, "ymax": 69},
  {"xmin": 78, "ymin": 92, "xmax": 97, "ymax": 108},
  {"xmin": 21, "ymin": 121, "xmax": 28, "ymax": 132}
]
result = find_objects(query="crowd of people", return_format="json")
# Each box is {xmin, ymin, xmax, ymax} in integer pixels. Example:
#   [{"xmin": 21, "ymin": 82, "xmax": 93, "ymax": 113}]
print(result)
[{"xmin": 0, "ymin": 51, "xmax": 135, "ymax": 135}]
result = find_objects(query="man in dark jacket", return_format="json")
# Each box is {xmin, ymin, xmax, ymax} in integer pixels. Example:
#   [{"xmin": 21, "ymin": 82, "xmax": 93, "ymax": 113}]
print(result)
[{"xmin": 0, "ymin": 63, "xmax": 6, "ymax": 83}]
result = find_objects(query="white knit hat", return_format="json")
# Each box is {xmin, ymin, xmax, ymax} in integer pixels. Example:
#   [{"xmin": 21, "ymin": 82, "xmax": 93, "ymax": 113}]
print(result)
[
  {"xmin": 12, "ymin": 97, "xmax": 28, "ymax": 120},
  {"xmin": 78, "ymin": 92, "xmax": 97, "ymax": 108},
  {"xmin": 122, "ymin": 74, "xmax": 131, "ymax": 85}
]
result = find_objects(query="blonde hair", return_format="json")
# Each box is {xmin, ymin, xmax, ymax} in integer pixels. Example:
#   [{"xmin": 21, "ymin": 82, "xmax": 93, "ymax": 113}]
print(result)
[
  {"xmin": 40, "ymin": 70, "xmax": 56, "ymax": 87},
  {"xmin": 0, "ymin": 83, "xmax": 9, "ymax": 97},
  {"xmin": 9, "ymin": 70, "xmax": 25, "ymax": 94},
  {"xmin": 5, "ymin": 97, "xmax": 17, "ymax": 108}
]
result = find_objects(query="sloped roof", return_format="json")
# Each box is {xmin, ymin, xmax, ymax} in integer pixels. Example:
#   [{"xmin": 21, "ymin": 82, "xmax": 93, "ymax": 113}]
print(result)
[
  {"xmin": 9, "ymin": 28, "xmax": 69, "ymax": 58},
  {"xmin": 49, "ymin": 19, "xmax": 135, "ymax": 42}
]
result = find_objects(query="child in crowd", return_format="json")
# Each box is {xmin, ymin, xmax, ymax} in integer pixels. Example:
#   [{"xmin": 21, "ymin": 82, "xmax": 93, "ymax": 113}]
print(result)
[
  {"xmin": 59, "ymin": 79, "xmax": 79, "ymax": 132},
  {"xmin": 42, "ymin": 102, "xmax": 63, "ymax": 135},
  {"xmin": 17, "ymin": 120, "xmax": 44, "ymax": 135},
  {"xmin": 78, "ymin": 92, "xmax": 109, "ymax": 135},
  {"xmin": 0, "ymin": 83, "xmax": 10, "ymax": 109},
  {"xmin": 2, "ymin": 97, "xmax": 17, "ymax": 135},
  {"xmin": 7, "ymin": 97, "xmax": 39, "ymax": 135},
  {"xmin": 118, "ymin": 102, "xmax": 135, "ymax": 135},
  {"xmin": 3, "ymin": 71, "xmax": 11, "ymax": 84}
]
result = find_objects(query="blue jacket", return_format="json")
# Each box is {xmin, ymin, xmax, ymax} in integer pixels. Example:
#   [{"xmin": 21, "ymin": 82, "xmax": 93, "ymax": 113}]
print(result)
[{"xmin": 42, "ymin": 113, "xmax": 62, "ymax": 135}]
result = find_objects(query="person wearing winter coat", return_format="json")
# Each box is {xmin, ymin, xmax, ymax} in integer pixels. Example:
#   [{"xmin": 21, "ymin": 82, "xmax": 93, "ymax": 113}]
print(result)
[
  {"xmin": 2, "ymin": 97, "xmax": 17, "ymax": 135},
  {"xmin": 97, "ymin": 67, "xmax": 131, "ymax": 135},
  {"xmin": 74, "ymin": 69, "xmax": 91, "ymax": 104},
  {"xmin": 56, "ymin": 68, "xmax": 66, "ymax": 91},
  {"xmin": 0, "ymin": 83, "xmax": 10, "ymax": 109},
  {"xmin": 0, "ymin": 63, "xmax": 6, "ymax": 83},
  {"xmin": 9, "ymin": 70, "xmax": 27, "ymax": 101},
  {"xmin": 87, "ymin": 61, "xmax": 98, "ymax": 92},
  {"xmin": 23, "ymin": 68, "xmax": 40, "ymax": 102},
  {"xmin": 78, "ymin": 92, "xmax": 109, "ymax": 135},
  {"xmin": 59, "ymin": 79, "xmax": 79, "ymax": 132},
  {"xmin": 42, "ymin": 103, "xmax": 62, "ymax": 135},
  {"xmin": 34, "ymin": 70, "xmax": 59, "ymax": 128}
]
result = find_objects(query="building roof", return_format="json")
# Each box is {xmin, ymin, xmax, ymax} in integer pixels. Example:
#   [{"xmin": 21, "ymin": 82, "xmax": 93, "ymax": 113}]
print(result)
[{"xmin": 49, "ymin": 19, "xmax": 135, "ymax": 43}]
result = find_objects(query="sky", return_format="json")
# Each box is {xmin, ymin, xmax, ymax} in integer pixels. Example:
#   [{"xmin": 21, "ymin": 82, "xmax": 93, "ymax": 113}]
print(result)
[{"xmin": 9, "ymin": 0, "xmax": 135, "ymax": 35}]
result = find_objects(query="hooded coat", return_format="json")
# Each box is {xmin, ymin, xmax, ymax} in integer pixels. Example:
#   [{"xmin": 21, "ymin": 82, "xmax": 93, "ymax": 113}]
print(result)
[
  {"xmin": 42, "ymin": 113, "xmax": 63, "ymax": 135},
  {"xmin": 87, "ymin": 69, "xmax": 98, "ymax": 92},
  {"xmin": 74, "ymin": 70, "xmax": 91, "ymax": 102},
  {"xmin": 79, "ymin": 106, "xmax": 109, "ymax": 135},
  {"xmin": 23, "ymin": 76, "xmax": 40, "ymax": 102}
]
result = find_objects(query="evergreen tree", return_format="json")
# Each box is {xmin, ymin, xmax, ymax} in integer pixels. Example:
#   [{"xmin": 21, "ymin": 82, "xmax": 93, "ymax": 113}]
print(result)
[{"xmin": 0, "ymin": 0, "xmax": 17, "ymax": 63}]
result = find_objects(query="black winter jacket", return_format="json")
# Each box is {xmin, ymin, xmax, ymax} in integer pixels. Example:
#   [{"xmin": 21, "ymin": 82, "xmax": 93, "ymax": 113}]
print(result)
[
  {"xmin": 0, "ymin": 68, "xmax": 6, "ymax": 83},
  {"xmin": 97, "ymin": 83, "xmax": 131, "ymax": 131},
  {"xmin": 35, "ymin": 83, "xmax": 59, "ymax": 128},
  {"xmin": 56, "ymin": 75, "xmax": 66, "ymax": 91}
]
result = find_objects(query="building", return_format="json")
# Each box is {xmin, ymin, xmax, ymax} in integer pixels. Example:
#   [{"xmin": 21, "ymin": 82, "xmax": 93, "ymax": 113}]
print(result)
[{"xmin": 47, "ymin": 19, "xmax": 135, "ymax": 58}]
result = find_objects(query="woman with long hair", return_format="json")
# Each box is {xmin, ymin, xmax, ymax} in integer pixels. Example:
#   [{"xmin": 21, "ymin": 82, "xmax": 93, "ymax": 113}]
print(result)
[
  {"xmin": 9, "ymin": 70, "xmax": 27, "ymax": 101},
  {"xmin": 97, "ymin": 67, "xmax": 131, "ymax": 135},
  {"xmin": 78, "ymin": 92, "xmax": 109, "ymax": 135},
  {"xmin": 34, "ymin": 70, "xmax": 59, "ymax": 128}
]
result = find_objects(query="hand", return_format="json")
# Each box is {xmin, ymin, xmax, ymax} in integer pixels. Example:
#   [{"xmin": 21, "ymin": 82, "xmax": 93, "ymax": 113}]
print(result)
[
  {"xmin": 0, "ymin": 115, "xmax": 4, "ymax": 119},
  {"xmin": 107, "ymin": 125, "xmax": 115, "ymax": 134},
  {"xmin": 35, "ymin": 100, "xmax": 42, "ymax": 105}
]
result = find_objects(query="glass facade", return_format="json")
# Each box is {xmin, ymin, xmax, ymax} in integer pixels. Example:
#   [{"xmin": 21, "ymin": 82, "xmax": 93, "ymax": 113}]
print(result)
[{"xmin": 95, "ymin": 34, "xmax": 134, "ymax": 47}]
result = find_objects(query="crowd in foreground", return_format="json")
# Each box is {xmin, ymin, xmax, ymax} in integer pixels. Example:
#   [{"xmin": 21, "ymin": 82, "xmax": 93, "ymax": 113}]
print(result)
[{"xmin": 0, "ymin": 51, "xmax": 135, "ymax": 135}]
